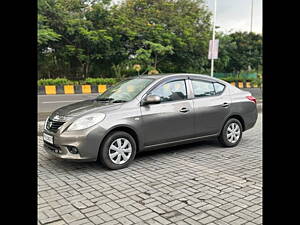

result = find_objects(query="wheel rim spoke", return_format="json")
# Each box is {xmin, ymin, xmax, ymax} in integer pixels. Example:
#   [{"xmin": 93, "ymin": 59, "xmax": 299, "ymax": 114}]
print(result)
[
  {"xmin": 123, "ymin": 147, "xmax": 132, "ymax": 153},
  {"xmin": 110, "ymin": 151, "xmax": 119, "ymax": 158},
  {"xmin": 122, "ymin": 140, "xmax": 129, "ymax": 149},
  {"xmin": 116, "ymin": 154, "xmax": 121, "ymax": 164},
  {"xmin": 110, "ymin": 145, "xmax": 119, "ymax": 151},
  {"xmin": 121, "ymin": 152, "xmax": 128, "ymax": 161},
  {"xmin": 117, "ymin": 139, "xmax": 122, "ymax": 148}
]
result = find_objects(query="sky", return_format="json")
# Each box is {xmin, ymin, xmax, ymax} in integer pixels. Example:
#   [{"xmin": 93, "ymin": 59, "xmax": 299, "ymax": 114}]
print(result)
[
  {"xmin": 204, "ymin": 0, "xmax": 262, "ymax": 34},
  {"xmin": 111, "ymin": 0, "xmax": 263, "ymax": 34}
]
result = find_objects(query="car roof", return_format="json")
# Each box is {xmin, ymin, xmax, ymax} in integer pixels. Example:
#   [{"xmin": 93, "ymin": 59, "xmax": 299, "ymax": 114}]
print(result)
[{"xmin": 138, "ymin": 73, "xmax": 224, "ymax": 83}]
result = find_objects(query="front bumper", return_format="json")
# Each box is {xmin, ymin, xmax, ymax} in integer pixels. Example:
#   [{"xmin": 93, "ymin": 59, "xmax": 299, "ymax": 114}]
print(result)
[
  {"xmin": 43, "ymin": 124, "xmax": 107, "ymax": 161},
  {"xmin": 43, "ymin": 141, "xmax": 94, "ymax": 161}
]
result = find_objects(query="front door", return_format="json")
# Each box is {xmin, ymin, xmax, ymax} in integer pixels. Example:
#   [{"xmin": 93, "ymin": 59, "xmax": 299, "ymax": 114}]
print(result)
[{"xmin": 140, "ymin": 79, "xmax": 194, "ymax": 147}]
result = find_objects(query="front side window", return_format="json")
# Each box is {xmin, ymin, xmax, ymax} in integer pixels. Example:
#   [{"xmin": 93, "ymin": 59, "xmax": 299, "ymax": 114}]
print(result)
[
  {"xmin": 150, "ymin": 80, "xmax": 187, "ymax": 102},
  {"xmin": 191, "ymin": 80, "xmax": 215, "ymax": 97}
]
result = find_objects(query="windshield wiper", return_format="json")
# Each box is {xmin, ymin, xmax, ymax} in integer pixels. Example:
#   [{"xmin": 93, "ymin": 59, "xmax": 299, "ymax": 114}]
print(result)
[
  {"xmin": 112, "ymin": 99, "xmax": 128, "ymax": 103},
  {"xmin": 96, "ymin": 97, "xmax": 114, "ymax": 102}
]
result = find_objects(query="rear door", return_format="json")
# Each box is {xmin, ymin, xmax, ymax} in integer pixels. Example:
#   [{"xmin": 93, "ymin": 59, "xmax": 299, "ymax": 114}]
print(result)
[
  {"xmin": 140, "ymin": 79, "xmax": 194, "ymax": 146},
  {"xmin": 189, "ymin": 79, "xmax": 231, "ymax": 136}
]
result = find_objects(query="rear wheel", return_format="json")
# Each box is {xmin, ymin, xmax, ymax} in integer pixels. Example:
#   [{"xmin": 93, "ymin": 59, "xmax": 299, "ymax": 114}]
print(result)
[
  {"xmin": 99, "ymin": 131, "xmax": 136, "ymax": 170},
  {"xmin": 218, "ymin": 118, "xmax": 243, "ymax": 147}
]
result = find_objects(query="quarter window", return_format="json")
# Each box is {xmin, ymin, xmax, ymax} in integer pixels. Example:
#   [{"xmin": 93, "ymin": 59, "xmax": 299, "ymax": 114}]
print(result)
[
  {"xmin": 191, "ymin": 80, "xmax": 215, "ymax": 97},
  {"xmin": 213, "ymin": 82, "xmax": 225, "ymax": 95},
  {"xmin": 150, "ymin": 80, "xmax": 187, "ymax": 102}
]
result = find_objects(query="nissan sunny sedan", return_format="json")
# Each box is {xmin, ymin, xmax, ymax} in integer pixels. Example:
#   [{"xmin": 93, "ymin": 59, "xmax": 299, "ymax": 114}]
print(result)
[{"xmin": 43, "ymin": 74, "xmax": 258, "ymax": 170}]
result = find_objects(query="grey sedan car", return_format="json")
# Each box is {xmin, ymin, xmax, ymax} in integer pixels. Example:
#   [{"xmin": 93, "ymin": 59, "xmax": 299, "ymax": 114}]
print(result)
[{"xmin": 43, "ymin": 74, "xmax": 257, "ymax": 169}]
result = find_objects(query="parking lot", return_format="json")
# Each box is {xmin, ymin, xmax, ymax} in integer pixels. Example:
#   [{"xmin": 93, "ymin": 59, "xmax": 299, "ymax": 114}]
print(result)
[{"xmin": 38, "ymin": 114, "xmax": 262, "ymax": 225}]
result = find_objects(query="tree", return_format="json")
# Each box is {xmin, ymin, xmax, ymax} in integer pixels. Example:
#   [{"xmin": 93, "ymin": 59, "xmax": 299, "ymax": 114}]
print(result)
[
  {"xmin": 38, "ymin": 0, "xmax": 261, "ymax": 80},
  {"xmin": 215, "ymin": 32, "xmax": 262, "ymax": 75},
  {"xmin": 110, "ymin": 0, "xmax": 212, "ymax": 74},
  {"xmin": 38, "ymin": 0, "xmax": 114, "ymax": 78},
  {"xmin": 38, "ymin": 15, "xmax": 61, "ymax": 47},
  {"xmin": 134, "ymin": 41, "xmax": 174, "ymax": 74}
]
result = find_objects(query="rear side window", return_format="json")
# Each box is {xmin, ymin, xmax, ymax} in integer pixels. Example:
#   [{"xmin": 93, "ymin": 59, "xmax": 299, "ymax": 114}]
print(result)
[
  {"xmin": 191, "ymin": 80, "xmax": 215, "ymax": 97},
  {"xmin": 213, "ymin": 82, "xmax": 225, "ymax": 95}
]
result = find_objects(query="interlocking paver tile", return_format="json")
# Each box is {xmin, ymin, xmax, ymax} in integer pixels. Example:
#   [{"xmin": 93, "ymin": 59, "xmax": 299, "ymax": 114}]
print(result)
[{"xmin": 38, "ymin": 114, "xmax": 262, "ymax": 224}]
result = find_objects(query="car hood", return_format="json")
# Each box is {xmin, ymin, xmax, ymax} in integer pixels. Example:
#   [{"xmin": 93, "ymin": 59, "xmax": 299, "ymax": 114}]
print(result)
[{"xmin": 49, "ymin": 99, "xmax": 122, "ymax": 121}]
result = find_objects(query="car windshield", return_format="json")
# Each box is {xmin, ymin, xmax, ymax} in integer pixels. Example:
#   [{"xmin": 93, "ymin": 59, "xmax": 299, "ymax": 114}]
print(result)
[{"xmin": 96, "ymin": 78, "xmax": 154, "ymax": 102}]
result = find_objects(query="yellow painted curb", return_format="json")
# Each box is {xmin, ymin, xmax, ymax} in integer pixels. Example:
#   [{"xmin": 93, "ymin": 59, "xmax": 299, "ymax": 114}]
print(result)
[
  {"xmin": 98, "ymin": 85, "xmax": 107, "ymax": 93},
  {"xmin": 246, "ymin": 82, "xmax": 251, "ymax": 88},
  {"xmin": 64, "ymin": 85, "xmax": 74, "ymax": 94},
  {"xmin": 45, "ymin": 85, "xmax": 56, "ymax": 95},
  {"xmin": 230, "ymin": 82, "xmax": 236, "ymax": 86},
  {"xmin": 238, "ymin": 82, "xmax": 244, "ymax": 88},
  {"xmin": 82, "ymin": 85, "xmax": 91, "ymax": 94}
]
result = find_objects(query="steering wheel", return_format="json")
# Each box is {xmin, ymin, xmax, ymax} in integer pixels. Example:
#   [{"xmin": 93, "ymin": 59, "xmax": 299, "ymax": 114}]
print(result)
[{"xmin": 118, "ymin": 92, "xmax": 132, "ymax": 100}]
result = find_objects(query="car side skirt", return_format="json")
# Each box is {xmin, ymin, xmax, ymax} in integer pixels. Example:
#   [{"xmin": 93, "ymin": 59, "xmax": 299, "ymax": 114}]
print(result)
[{"xmin": 142, "ymin": 133, "xmax": 219, "ymax": 151}]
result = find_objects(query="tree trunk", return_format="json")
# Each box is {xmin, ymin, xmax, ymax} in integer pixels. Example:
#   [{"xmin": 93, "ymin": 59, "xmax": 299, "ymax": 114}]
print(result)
[
  {"xmin": 81, "ymin": 63, "xmax": 85, "ymax": 79},
  {"xmin": 85, "ymin": 63, "xmax": 90, "ymax": 78}
]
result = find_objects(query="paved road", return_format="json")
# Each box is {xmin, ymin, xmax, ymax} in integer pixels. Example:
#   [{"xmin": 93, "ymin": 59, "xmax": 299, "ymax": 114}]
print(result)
[
  {"xmin": 38, "ymin": 94, "xmax": 100, "ymax": 121},
  {"xmin": 38, "ymin": 114, "xmax": 262, "ymax": 225},
  {"xmin": 38, "ymin": 94, "xmax": 99, "ymax": 112}
]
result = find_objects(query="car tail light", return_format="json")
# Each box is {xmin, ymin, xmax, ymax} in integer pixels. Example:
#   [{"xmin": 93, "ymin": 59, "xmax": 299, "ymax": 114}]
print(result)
[{"xmin": 246, "ymin": 96, "xmax": 256, "ymax": 104}]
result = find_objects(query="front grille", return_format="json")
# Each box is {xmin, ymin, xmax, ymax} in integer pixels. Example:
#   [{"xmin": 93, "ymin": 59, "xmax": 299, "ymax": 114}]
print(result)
[{"xmin": 46, "ymin": 119, "xmax": 65, "ymax": 133}]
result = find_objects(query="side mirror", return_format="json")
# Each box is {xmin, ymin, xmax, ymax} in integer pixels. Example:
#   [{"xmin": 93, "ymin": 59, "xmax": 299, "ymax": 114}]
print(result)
[{"xmin": 142, "ymin": 95, "xmax": 161, "ymax": 105}]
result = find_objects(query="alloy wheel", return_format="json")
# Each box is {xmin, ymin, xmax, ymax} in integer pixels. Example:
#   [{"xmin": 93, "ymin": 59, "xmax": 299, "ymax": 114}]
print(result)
[
  {"xmin": 226, "ymin": 122, "xmax": 241, "ymax": 144},
  {"xmin": 109, "ymin": 138, "xmax": 132, "ymax": 164}
]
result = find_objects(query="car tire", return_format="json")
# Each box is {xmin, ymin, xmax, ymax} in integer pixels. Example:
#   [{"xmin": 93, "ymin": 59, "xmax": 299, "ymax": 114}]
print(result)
[
  {"xmin": 99, "ymin": 131, "xmax": 137, "ymax": 170},
  {"xmin": 218, "ymin": 118, "xmax": 243, "ymax": 147}
]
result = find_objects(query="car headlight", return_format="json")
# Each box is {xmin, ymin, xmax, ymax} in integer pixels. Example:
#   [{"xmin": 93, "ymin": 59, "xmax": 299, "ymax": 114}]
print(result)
[
  {"xmin": 44, "ymin": 116, "xmax": 49, "ymax": 130},
  {"xmin": 67, "ymin": 113, "xmax": 105, "ymax": 131}
]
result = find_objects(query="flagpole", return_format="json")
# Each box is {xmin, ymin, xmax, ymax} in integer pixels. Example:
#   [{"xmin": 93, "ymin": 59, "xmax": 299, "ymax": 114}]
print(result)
[
  {"xmin": 210, "ymin": 0, "xmax": 217, "ymax": 77},
  {"xmin": 250, "ymin": 0, "xmax": 254, "ymax": 32}
]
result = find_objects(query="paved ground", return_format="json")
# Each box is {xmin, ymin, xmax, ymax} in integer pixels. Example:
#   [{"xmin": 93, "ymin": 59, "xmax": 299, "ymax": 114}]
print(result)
[{"xmin": 38, "ymin": 114, "xmax": 262, "ymax": 225}]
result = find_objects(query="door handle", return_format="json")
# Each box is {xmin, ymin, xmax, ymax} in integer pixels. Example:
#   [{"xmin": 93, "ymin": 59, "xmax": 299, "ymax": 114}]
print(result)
[
  {"xmin": 221, "ymin": 102, "xmax": 230, "ymax": 107},
  {"xmin": 179, "ymin": 107, "xmax": 190, "ymax": 113}
]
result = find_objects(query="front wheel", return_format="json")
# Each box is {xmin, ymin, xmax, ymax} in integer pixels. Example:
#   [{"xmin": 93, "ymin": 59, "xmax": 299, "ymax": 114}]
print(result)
[
  {"xmin": 99, "ymin": 131, "xmax": 137, "ymax": 170},
  {"xmin": 218, "ymin": 118, "xmax": 243, "ymax": 147}
]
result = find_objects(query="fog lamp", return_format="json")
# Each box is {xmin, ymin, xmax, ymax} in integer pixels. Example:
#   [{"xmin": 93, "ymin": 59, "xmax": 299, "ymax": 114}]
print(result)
[{"xmin": 67, "ymin": 146, "xmax": 79, "ymax": 154}]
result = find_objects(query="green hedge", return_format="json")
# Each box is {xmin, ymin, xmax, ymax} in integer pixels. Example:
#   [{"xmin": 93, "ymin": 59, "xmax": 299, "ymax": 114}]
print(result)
[
  {"xmin": 38, "ymin": 77, "xmax": 118, "ymax": 86},
  {"xmin": 83, "ymin": 77, "xmax": 117, "ymax": 85},
  {"xmin": 215, "ymin": 73, "xmax": 257, "ymax": 79},
  {"xmin": 220, "ymin": 76, "xmax": 262, "ymax": 88},
  {"xmin": 38, "ymin": 76, "xmax": 261, "ymax": 86},
  {"xmin": 38, "ymin": 78, "xmax": 75, "ymax": 86},
  {"xmin": 220, "ymin": 76, "xmax": 256, "ymax": 82}
]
